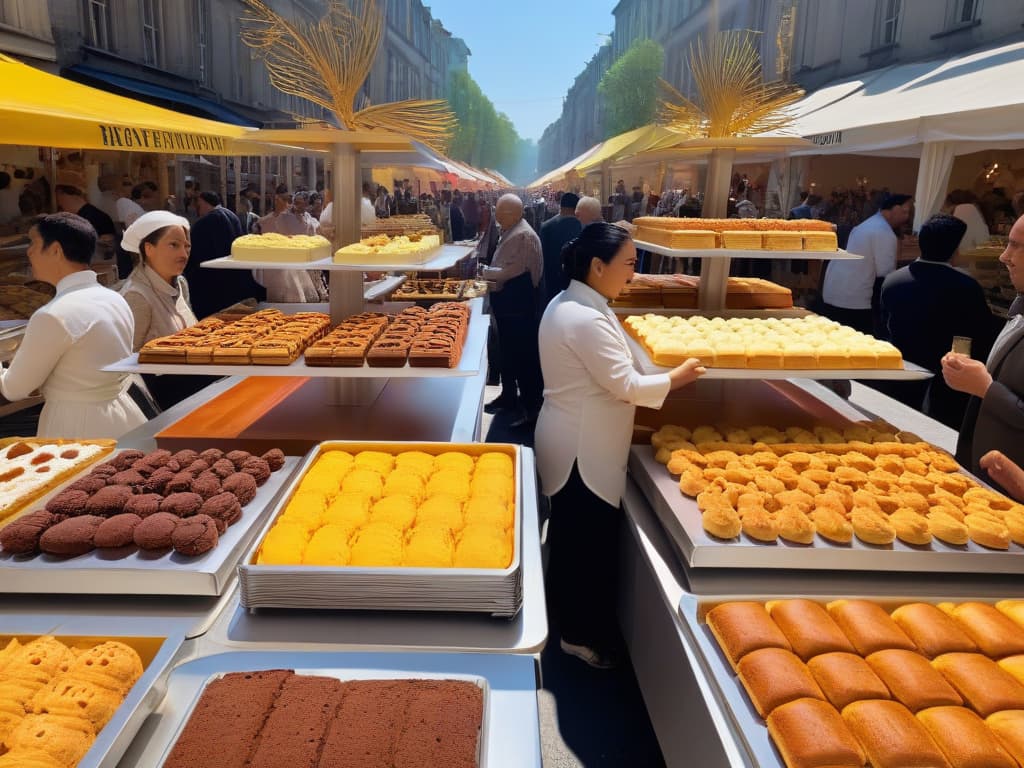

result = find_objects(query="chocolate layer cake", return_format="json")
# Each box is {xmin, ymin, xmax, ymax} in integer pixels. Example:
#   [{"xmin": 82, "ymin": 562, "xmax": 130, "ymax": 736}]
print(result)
[{"xmin": 163, "ymin": 671, "xmax": 483, "ymax": 768}]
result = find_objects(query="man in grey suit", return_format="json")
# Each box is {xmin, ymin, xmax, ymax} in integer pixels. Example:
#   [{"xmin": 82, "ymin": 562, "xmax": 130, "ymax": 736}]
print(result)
[{"xmin": 943, "ymin": 214, "xmax": 1024, "ymax": 490}]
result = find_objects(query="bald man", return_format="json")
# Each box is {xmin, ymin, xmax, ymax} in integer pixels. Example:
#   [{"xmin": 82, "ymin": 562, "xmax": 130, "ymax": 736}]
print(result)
[
  {"xmin": 575, "ymin": 196, "xmax": 603, "ymax": 226},
  {"xmin": 483, "ymin": 194, "xmax": 544, "ymax": 424}
]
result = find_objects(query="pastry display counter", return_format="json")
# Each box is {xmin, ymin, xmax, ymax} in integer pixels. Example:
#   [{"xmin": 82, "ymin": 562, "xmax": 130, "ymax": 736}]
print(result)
[{"xmin": 200, "ymin": 243, "xmax": 474, "ymax": 273}]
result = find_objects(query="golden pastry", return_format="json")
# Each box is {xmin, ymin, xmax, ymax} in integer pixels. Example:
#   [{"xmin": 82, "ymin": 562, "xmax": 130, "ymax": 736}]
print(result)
[
  {"xmin": 740, "ymin": 507, "xmax": 778, "ymax": 542},
  {"xmin": 833, "ymin": 466, "xmax": 867, "ymax": 486},
  {"xmin": 927, "ymin": 511, "xmax": 970, "ymax": 546},
  {"xmin": 774, "ymin": 489, "xmax": 815, "ymax": 514},
  {"xmin": 895, "ymin": 490, "xmax": 929, "ymax": 514},
  {"xmin": 701, "ymin": 506, "xmax": 741, "ymax": 539},
  {"xmin": 809, "ymin": 507, "xmax": 853, "ymax": 544},
  {"xmin": 812, "ymin": 492, "xmax": 847, "ymax": 517},
  {"xmin": 851, "ymin": 507, "xmax": 896, "ymax": 545},
  {"xmin": 774, "ymin": 506, "xmax": 815, "ymax": 544},
  {"xmin": 678, "ymin": 468, "xmax": 707, "ymax": 497},
  {"xmin": 851, "ymin": 489, "xmax": 883, "ymax": 515},
  {"xmin": 890, "ymin": 508, "xmax": 933, "ymax": 546},
  {"xmin": 965, "ymin": 513, "xmax": 1011, "ymax": 549}
]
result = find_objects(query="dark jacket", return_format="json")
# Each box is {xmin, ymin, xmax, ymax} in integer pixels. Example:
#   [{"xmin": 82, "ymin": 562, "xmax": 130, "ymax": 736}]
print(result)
[
  {"xmin": 449, "ymin": 204, "xmax": 465, "ymax": 241},
  {"xmin": 185, "ymin": 206, "xmax": 265, "ymax": 318},
  {"xmin": 539, "ymin": 213, "xmax": 582, "ymax": 306},
  {"xmin": 789, "ymin": 203, "xmax": 812, "ymax": 219}
]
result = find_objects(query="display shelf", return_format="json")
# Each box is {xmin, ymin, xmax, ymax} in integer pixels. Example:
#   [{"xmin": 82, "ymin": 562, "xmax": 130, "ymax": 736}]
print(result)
[
  {"xmin": 362, "ymin": 274, "xmax": 406, "ymax": 301},
  {"xmin": 200, "ymin": 243, "xmax": 474, "ymax": 272},
  {"xmin": 632, "ymin": 240, "xmax": 861, "ymax": 261},
  {"xmin": 103, "ymin": 297, "xmax": 487, "ymax": 379}
]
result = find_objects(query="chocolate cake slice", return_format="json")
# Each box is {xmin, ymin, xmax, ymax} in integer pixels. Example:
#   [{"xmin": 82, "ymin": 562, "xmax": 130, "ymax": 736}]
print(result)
[
  {"xmin": 318, "ymin": 680, "xmax": 407, "ymax": 768},
  {"xmin": 248, "ymin": 674, "xmax": 343, "ymax": 768}
]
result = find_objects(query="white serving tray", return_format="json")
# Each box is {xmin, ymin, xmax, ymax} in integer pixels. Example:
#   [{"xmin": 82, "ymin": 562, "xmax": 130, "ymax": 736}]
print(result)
[
  {"xmin": 201, "ymin": 243, "xmax": 474, "ymax": 272},
  {"xmin": 0, "ymin": 456, "xmax": 302, "ymax": 596},
  {"xmin": 632, "ymin": 240, "xmax": 862, "ymax": 260}
]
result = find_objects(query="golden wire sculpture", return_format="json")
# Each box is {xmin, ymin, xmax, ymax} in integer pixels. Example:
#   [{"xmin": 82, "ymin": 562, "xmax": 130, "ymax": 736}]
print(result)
[
  {"xmin": 657, "ymin": 30, "xmax": 804, "ymax": 139},
  {"xmin": 240, "ymin": 0, "xmax": 456, "ymax": 151}
]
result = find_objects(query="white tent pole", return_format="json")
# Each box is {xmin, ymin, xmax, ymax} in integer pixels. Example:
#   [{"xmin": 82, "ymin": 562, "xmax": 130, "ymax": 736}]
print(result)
[{"xmin": 699, "ymin": 147, "xmax": 736, "ymax": 310}]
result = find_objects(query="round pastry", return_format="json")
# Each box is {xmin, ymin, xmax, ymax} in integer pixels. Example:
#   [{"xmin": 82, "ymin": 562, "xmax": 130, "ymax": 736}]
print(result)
[
  {"xmin": 222, "ymin": 472, "xmax": 257, "ymax": 505},
  {"xmin": 965, "ymin": 514, "xmax": 1011, "ymax": 550},
  {"xmin": 45, "ymin": 489, "xmax": 90, "ymax": 517},
  {"xmin": 261, "ymin": 448, "xmax": 286, "ymax": 472},
  {"xmin": 122, "ymin": 493, "xmax": 163, "ymax": 519},
  {"xmin": 164, "ymin": 459, "xmax": 182, "ymax": 473},
  {"xmin": 240, "ymin": 457, "xmax": 271, "ymax": 487},
  {"xmin": 112, "ymin": 449, "xmax": 146, "ymax": 469},
  {"xmin": 107, "ymin": 469, "xmax": 146, "ymax": 488},
  {"xmin": 890, "ymin": 508, "xmax": 932, "ymax": 546},
  {"xmin": 132, "ymin": 512, "xmax": 179, "ymax": 550},
  {"xmin": 190, "ymin": 471, "xmax": 222, "ymax": 500},
  {"xmin": 140, "ymin": 449, "xmax": 172, "ymax": 468},
  {"xmin": 160, "ymin": 492, "xmax": 204, "ymax": 518},
  {"xmin": 810, "ymin": 507, "xmax": 853, "ymax": 544},
  {"xmin": 927, "ymin": 511, "xmax": 970, "ymax": 546},
  {"xmin": 140, "ymin": 467, "xmax": 175, "ymax": 495},
  {"xmin": 94, "ymin": 513, "xmax": 143, "ymax": 548},
  {"xmin": 851, "ymin": 508, "xmax": 896, "ymax": 546},
  {"xmin": 0, "ymin": 510, "xmax": 58, "ymax": 554},
  {"xmin": 90, "ymin": 462, "xmax": 118, "ymax": 477},
  {"xmin": 741, "ymin": 507, "xmax": 778, "ymax": 542},
  {"xmin": 678, "ymin": 468, "xmax": 708, "ymax": 497},
  {"xmin": 67, "ymin": 475, "xmax": 107, "ymax": 494},
  {"xmin": 128, "ymin": 459, "xmax": 155, "ymax": 476},
  {"xmin": 163, "ymin": 471, "xmax": 195, "ymax": 494},
  {"xmin": 199, "ymin": 492, "xmax": 241, "ymax": 533},
  {"xmin": 39, "ymin": 515, "xmax": 105, "ymax": 556},
  {"xmin": 170, "ymin": 449, "xmax": 199, "ymax": 466},
  {"xmin": 184, "ymin": 459, "xmax": 210, "ymax": 475},
  {"xmin": 774, "ymin": 506, "xmax": 815, "ymax": 545},
  {"xmin": 198, "ymin": 448, "xmax": 224, "ymax": 464},
  {"xmin": 171, "ymin": 514, "xmax": 219, "ymax": 556},
  {"xmin": 702, "ymin": 506, "xmax": 741, "ymax": 540},
  {"xmin": 84, "ymin": 485, "xmax": 133, "ymax": 517},
  {"xmin": 225, "ymin": 450, "xmax": 253, "ymax": 469},
  {"xmin": 209, "ymin": 458, "xmax": 237, "ymax": 479}
]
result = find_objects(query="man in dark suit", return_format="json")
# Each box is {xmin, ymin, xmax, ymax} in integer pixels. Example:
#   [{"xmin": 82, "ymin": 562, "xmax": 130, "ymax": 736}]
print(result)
[
  {"xmin": 539, "ymin": 192, "xmax": 581, "ymax": 307},
  {"xmin": 186, "ymin": 191, "xmax": 265, "ymax": 318},
  {"xmin": 943, "ymin": 213, "xmax": 1024, "ymax": 489},
  {"xmin": 880, "ymin": 214, "xmax": 999, "ymax": 428}
]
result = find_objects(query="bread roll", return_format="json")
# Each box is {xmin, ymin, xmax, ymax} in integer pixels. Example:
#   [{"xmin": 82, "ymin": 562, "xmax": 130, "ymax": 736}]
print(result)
[
  {"xmin": 996, "ymin": 599, "xmax": 1024, "ymax": 631},
  {"xmin": 865, "ymin": 649, "xmax": 963, "ymax": 711},
  {"xmin": 705, "ymin": 601, "xmax": 791, "ymax": 668},
  {"xmin": 736, "ymin": 647, "xmax": 825, "ymax": 718},
  {"xmin": 766, "ymin": 599, "xmax": 857, "ymax": 660},
  {"xmin": 932, "ymin": 652, "xmax": 1024, "ymax": 716},
  {"xmin": 917, "ymin": 705, "xmax": 1017, "ymax": 768},
  {"xmin": 766, "ymin": 698, "xmax": 865, "ymax": 768},
  {"xmin": 841, "ymin": 699, "xmax": 951, "ymax": 768},
  {"xmin": 986, "ymin": 710, "xmax": 1024, "ymax": 768},
  {"xmin": 946, "ymin": 602, "xmax": 1024, "ymax": 658},
  {"xmin": 890, "ymin": 603, "xmax": 978, "ymax": 657},
  {"xmin": 827, "ymin": 599, "xmax": 917, "ymax": 655},
  {"xmin": 806, "ymin": 652, "xmax": 890, "ymax": 710},
  {"xmin": 997, "ymin": 654, "xmax": 1024, "ymax": 687}
]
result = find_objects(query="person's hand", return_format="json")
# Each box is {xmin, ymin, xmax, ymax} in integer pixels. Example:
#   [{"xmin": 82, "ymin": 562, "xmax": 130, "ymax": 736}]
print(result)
[
  {"xmin": 979, "ymin": 450, "xmax": 1024, "ymax": 502},
  {"xmin": 941, "ymin": 352, "xmax": 992, "ymax": 398},
  {"xmin": 668, "ymin": 357, "xmax": 706, "ymax": 389}
]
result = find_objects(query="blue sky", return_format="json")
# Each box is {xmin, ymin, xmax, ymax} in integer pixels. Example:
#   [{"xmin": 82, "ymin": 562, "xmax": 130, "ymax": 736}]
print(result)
[{"xmin": 423, "ymin": 1, "xmax": 618, "ymax": 142}]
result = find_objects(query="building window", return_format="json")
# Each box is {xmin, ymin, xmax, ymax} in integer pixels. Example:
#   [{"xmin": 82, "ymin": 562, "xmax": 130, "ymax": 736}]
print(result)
[
  {"xmin": 958, "ymin": 0, "xmax": 978, "ymax": 23},
  {"xmin": 195, "ymin": 0, "xmax": 210, "ymax": 85},
  {"xmin": 878, "ymin": 0, "xmax": 901, "ymax": 46},
  {"xmin": 142, "ymin": 0, "xmax": 162, "ymax": 66},
  {"xmin": 84, "ymin": 0, "xmax": 112, "ymax": 50}
]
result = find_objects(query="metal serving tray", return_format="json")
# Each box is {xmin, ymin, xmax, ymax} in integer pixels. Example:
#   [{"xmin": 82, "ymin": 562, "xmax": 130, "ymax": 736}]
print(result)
[
  {"xmin": 238, "ymin": 441, "xmax": 523, "ymax": 617},
  {"xmin": 0, "ymin": 455, "xmax": 302, "ymax": 596},
  {"xmin": 676, "ymin": 593, "xmax": 1024, "ymax": 768},
  {"xmin": 632, "ymin": 241, "xmax": 861, "ymax": 261},
  {"xmin": 116, "ymin": 651, "xmax": 539, "ymax": 768},
  {"xmin": 629, "ymin": 445, "xmax": 1024, "ymax": 575},
  {"xmin": 0, "ymin": 631, "xmax": 184, "ymax": 768}
]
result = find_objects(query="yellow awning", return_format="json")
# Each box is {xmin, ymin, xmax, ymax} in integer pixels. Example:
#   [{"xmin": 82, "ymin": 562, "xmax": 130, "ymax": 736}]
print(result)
[{"xmin": 571, "ymin": 125, "xmax": 679, "ymax": 175}]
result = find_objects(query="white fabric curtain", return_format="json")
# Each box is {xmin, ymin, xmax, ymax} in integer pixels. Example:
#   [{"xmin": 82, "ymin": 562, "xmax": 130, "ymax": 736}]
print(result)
[{"xmin": 912, "ymin": 141, "xmax": 957, "ymax": 232}]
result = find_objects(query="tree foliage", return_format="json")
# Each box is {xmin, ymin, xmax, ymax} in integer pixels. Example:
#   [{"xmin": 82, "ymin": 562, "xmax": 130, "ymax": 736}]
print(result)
[{"xmin": 598, "ymin": 39, "xmax": 664, "ymax": 139}]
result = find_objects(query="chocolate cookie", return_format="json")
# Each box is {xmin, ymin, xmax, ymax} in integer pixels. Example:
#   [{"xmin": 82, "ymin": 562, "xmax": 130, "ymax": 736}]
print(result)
[
  {"xmin": 112, "ymin": 450, "xmax": 146, "ymax": 470},
  {"xmin": 94, "ymin": 513, "xmax": 143, "ymax": 548},
  {"xmin": 140, "ymin": 467, "xmax": 175, "ymax": 495},
  {"xmin": 133, "ymin": 512, "xmax": 179, "ymax": 550},
  {"xmin": 209, "ymin": 458, "xmax": 237, "ymax": 480},
  {"xmin": 45, "ymin": 489, "xmax": 90, "ymax": 517},
  {"xmin": 129, "ymin": 459, "xmax": 156, "ymax": 475},
  {"xmin": 184, "ymin": 459, "xmax": 210, "ymax": 475},
  {"xmin": 164, "ymin": 472, "xmax": 195, "ymax": 495},
  {"xmin": 199, "ymin": 492, "xmax": 242, "ymax": 533},
  {"xmin": 160, "ymin": 492, "xmax": 204, "ymax": 518},
  {"xmin": 171, "ymin": 514, "xmax": 219, "ymax": 556},
  {"xmin": 39, "ymin": 515, "xmax": 104, "ymax": 556},
  {"xmin": 241, "ymin": 458, "xmax": 271, "ymax": 487},
  {"xmin": 141, "ymin": 449, "xmax": 173, "ymax": 468},
  {"xmin": 261, "ymin": 449, "xmax": 286, "ymax": 472},
  {"xmin": 164, "ymin": 459, "xmax": 182, "ymax": 473},
  {"xmin": 90, "ymin": 463, "xmax": 118, "ymax": 478},
  {"xmin": 123, "ymin": 493, "xmax": 163, "ymax": 519},
  {"xmin": 222, "ymin": 472, "xmax": 257, "ymax": 506},
  {"xmin": 198, "ymin": 448, "xmax": 224, "ymax": 464},
  {"xmin": 67, "ymin": 475, "xmax": 107, "ymax": 494},
  {"xmin": 171, "ymin": 449, "xmax": 199, "ymax": 466},
  {"xmin": 0, "ymin": 510, "xmax": 58, "ymax": 554},
  {"xmin": 108, "ymin": 469, "xmax": 146, "ymax": 488},
  {"xmin": 84, "ymin": 485, "xmax": 133, "ymax": 517},
  {"xmin": 225, "ymin": 450, "xmax": 252, "ymax": 470},
  {"xmin": 191, "ymin": 471, "xmax": 222, "ymax": 500}
]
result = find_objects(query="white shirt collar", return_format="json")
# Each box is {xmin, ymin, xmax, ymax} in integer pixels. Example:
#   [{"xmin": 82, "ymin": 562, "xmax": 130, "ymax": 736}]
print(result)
[
  {"xmin": 55, "ymin": 269, "xmax": 98, "ymax": 295},
  {"xmin": 564, "ymin": 279, "xmax": 612, "ymax": 312}
]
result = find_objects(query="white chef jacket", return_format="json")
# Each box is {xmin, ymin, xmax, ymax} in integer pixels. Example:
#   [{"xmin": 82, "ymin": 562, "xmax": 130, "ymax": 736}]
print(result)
[
  {"xmin": 0, "ymin": 271, "xmax": 146, "ymax": 438},
  {"xmin": 535, "ymin": 280, "xmax": 672, "ymax": 506},
  {"xmin": 822, "ymin": 211, "xmax": 898, "ymax": 309},
  {"xmin": 952, "ymin": 203, "xmax": 990, "ymax": 253},
  {"xmin": 253, "ymin": 210, "xmax": 326, "ymax": 303}
]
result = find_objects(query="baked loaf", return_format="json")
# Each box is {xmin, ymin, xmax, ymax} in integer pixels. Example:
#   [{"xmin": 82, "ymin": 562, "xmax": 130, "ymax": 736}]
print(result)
[
  {"xmin": 765, "ymin": 698, "xmax": 865, "ymax": 768},
  {"xmin": 931, "ymin": 652, "xmax": 1024, "ymax": 716},
  {"xmin": 944, "ymin": 601, "xmax": 1024, "ymax": 658},
  {"xmin": 865, "ymin": 649, "xmax": 963, "ymax": 711},
  {"xmin": 986, "ymin": 710, "xmax": 1024, "ymax": 767},
  {"xmin": 917, "ymin": 706, "xmax": 1017, "ymax": 768},
  {"xmin": 634, "ymin": 217, "xmax": 838, "ymax": 253},
  {"xmin": 766, "ymin": 599, "xmax": 856, "ymax": 660},
  {"xmin": 891, "ymin": 603, "xmax": 979, "ymax": 657},
  {"xmin": 705, "ymin": 601, "xmax": 792, "ymax": 668},
  {"xmin": 827, "ymin": 600, "xmax": 916, "ymax": 656},
  {"xmin": 806, "ymin": 652, "xmax": 891, "ymax": 710},
  {"xmin": 736, "ymin": 648, "xmax": 825, "ymax": 718},
  {"xmin": 842, "ymin": 699, "xmax": 952, "ymax": 768}
]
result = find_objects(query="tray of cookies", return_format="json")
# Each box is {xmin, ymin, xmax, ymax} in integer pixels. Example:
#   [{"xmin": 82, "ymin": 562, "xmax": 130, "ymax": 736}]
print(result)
[
  {"xmin": 0, "ymin": 630, "xmax": 183, "ymax": 768},
  {"xmin": 114, "ymin": 650, "xmax": 540, "ymax": 768},
  {"xmin": 0, "ymin": 447, "xmax": 302, "ymax": 596},
  {"xmin": 238, "ymin": 441, "xmax": 523, "ymax": 617},
  {"xmin": 678, "ymin": 594, "xmax": 1024, "ymax": 768},
  {"xmin": 629, "ymin": 422, "xmax": 1024, "ymax": 574}
]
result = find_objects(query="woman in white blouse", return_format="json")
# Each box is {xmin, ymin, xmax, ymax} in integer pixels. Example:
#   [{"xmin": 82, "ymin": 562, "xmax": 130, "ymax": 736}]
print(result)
[
  {"xmin": 0, "ymin": 212, "xmax": 146, "ymax": 437},
  {"xmin": 536, "ymin": 222, "xmax": 705, "ymax": 668}
]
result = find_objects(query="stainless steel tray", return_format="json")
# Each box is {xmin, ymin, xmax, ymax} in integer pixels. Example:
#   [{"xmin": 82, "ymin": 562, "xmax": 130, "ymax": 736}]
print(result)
[
  {"xmin": 632, "ymin": 241, "xmax": 861, "ymax": 261},
  {"xmin": 116, "ymin": 651, "xmax": 540, "ymax": 768},
  {"xmin": 0, "ymin": 630, "xmax": 184, "ymax": 768},
  {"xmin": 238, "ymin": 441, "xmax": 523, "ymax": 617},
  {"xmin": 630, "ymin": 445, "xmax": 1024, "ymax": 574},
  {"xmin": 0, "ymin": 456, "xmax": 302, "ymax": 596}
]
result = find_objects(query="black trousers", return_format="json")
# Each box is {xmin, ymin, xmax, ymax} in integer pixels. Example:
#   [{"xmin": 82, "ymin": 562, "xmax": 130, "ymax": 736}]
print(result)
[
  {"xmin": 546, "ymin": 462, "xmax": 621, "ymax": 651},
  {"xmin": 820, "ymin": 302, "xmax": 874, "ymax": 336},
  {"xmin": 494, "ymin": 312, "xmax": 542, "ymax": 410}
]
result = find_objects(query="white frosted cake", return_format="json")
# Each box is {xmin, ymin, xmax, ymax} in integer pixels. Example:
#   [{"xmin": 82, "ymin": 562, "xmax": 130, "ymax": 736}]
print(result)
[
  {"xmin": 0, "ymin": 439, "xmax": 115, "ymax": 521},
  {"xmin": 231, "ymin": 234, "xmax": 332, "ymax": 263},
  {"xmin": 334, "ymin": 233, "xmax": 441, "ymax": 265}
]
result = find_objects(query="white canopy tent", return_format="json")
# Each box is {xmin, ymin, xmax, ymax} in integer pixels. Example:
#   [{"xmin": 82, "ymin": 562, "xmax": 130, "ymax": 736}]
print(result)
[{"xmin": 787, "ymin": 37, "xmax": 1024, "ymax": 229}]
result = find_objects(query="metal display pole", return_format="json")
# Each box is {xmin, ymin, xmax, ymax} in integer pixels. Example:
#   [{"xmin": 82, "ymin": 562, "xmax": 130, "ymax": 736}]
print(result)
[{"xmin": 698, "ymin": 148, "xmax": 736, "ymax": 312}]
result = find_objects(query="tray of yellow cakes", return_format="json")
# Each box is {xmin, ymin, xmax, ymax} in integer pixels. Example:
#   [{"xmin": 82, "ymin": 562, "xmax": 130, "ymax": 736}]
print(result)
[
  {"xmin": 238, "ymin": 441, "xmax": 523, "ymax": 617},
  {"xmin": 228, "ymin": 233, "xmax": 333, "ymax": 263},
  {"xmin": 676, "ymin": 594, "xmax": 1024, "ymax": 768},
  {"xmin": 632, "ymin": 217, "xmax": 861, "ymax": 260},
  {"xmin": 621, "ymin": 313, "xmax": 932, "ymax": 380},
  {"xmin": 628, "ymin": 420, "xmax": 1024, "ymax": 575},
  {"xmin": 611, "ymin": 275, "xmax": 799, "ymax": 312}
]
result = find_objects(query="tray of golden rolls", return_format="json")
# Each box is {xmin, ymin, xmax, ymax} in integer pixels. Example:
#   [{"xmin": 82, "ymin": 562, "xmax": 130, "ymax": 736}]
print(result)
[
  {"xmin": 629, "ymin": 422, "xmax": 1024, "ymax": 574},
  {"xmin": 239, "ymin": 441, "xmax": 523, "ymax": 617},
  {"xmin": 611, "ymin": 276, "xmax": 795, "ymax": 310},
  {"xmin": 679, "ymin": 595, "xmax": 1024, "ymax": 768},
  {"xmin": 632, "ymin": 217, "xmax": 857, "ymax": 259},
  {"xmin": 622, "ymin": 313, "xmax": 932, "ymax": 380},
  {"xmin": 0, "ymin": 630, "xmax": 183, "ymax": 768}
]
